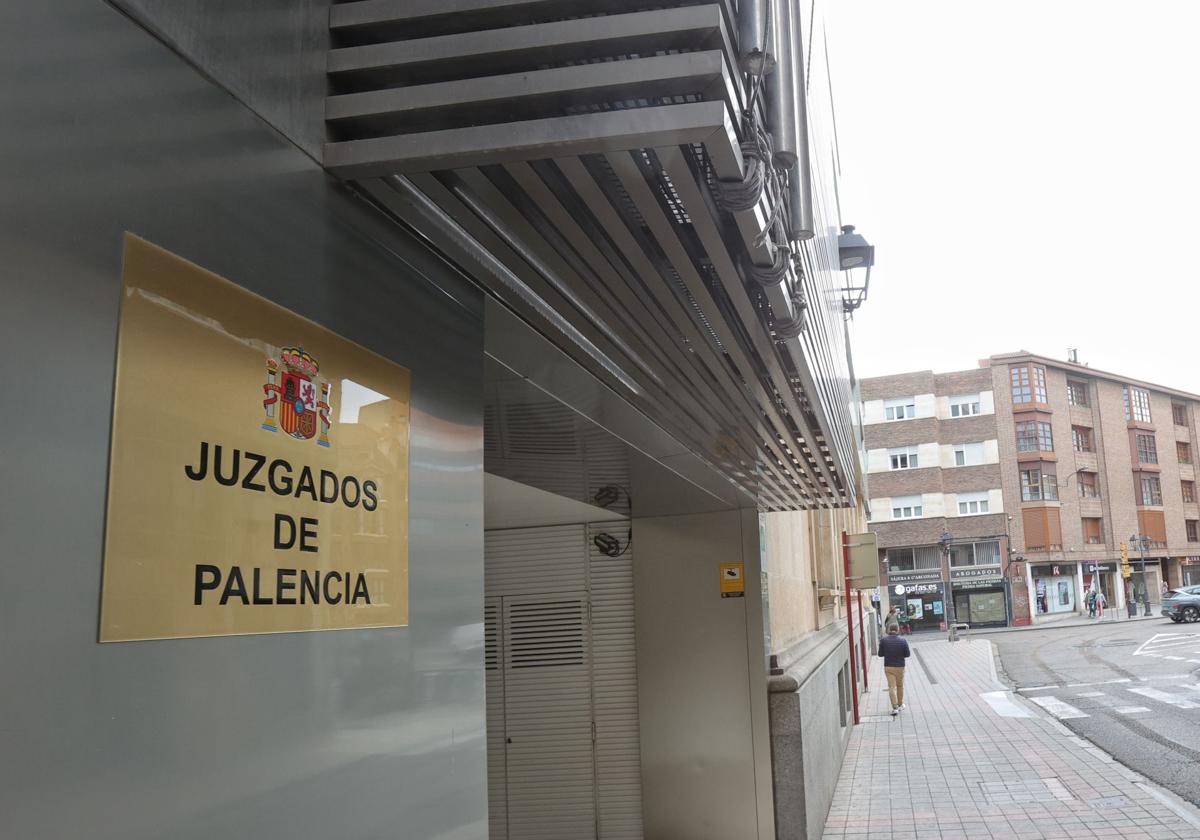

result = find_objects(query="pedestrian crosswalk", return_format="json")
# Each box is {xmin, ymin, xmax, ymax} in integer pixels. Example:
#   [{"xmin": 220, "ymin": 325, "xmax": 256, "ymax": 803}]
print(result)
[
  {"xmin": 1127, "ymin": 686, "xmax": 1200, "ymax": 709},
  {"xmin": 1132, "ymin": 632, "xmax": 1200, "ymax": 662},
  {"xmin": 1024, "ymin": 680, "xmax": 1200, "ymax": 720}
]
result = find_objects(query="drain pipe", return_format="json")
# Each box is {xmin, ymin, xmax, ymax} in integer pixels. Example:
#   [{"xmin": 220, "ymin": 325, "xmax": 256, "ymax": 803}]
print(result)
[
  {"xmin": 737, "ymin": 0, "xmax": 775, "ymax": 77},
  {"xmin": 787, "ymin": 0, "xmax": 815, "ymax": 241},
  {"xmin": 843, "ymin": 531, "xmax": 860, "ymax": 725},
  {"xmin": 765, "ymin": 0, "xmax": 797, "ymax": 169}
]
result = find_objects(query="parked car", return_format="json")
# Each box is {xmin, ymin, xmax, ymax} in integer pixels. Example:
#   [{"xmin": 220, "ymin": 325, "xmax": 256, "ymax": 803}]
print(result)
[{"xmin": 1161, "ymin": 585, "xmax": 1200, "ymax": 623}]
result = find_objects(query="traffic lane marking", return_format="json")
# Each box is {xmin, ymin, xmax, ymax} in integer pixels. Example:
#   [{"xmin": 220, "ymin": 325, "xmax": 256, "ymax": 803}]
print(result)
[
  {"xmin": 1018, "ymin": 674, "xmax": 1198, "ymax": 693},
  {"xmin": 980, "ymin": 690, "xmax": 1033, "ymax": 718},
  {"xmin": 1127, "ymin": 686, "xmax": 1200, "ymax": 709},
  {"xmin": 1030, "ymin": 695, "xmax": 1089, "ymax": 719}
]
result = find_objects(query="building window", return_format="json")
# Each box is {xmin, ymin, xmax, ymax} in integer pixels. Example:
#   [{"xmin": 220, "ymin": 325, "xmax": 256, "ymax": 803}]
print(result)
[
  {"xmin": 1067, "ymin": 380, "xmax": 1090, "ymax": 407},
  {"xmin": 1011, "ymin": 365, "xmax": 1047, "ymax": 404},
  {"xmin": 1071, "ymin": 426, "xmax": 1093, "ymax": 452},
  {"xmin": 956, "ymin": 491, "xmax": 990, "ymax": 516},
  {"xmin": 1184, "ymin": 481, "xmax": 1196, "ymax": 504},
  {"xmin": 885, "ymin": 547, "xmax": 949, "ymax": 573},
  {"xmin": 885, "ymin": 398, "xmax": 916, "ymax": 421},
  {"xmin": 949, "ymin": 395, "xmax": 981, "ymax": 417},
  {"xmin": 1082, "ymin": 517, "xmax": 1103, "ymax": 545},
  {"xmin": 952, "ymin": 442, "xmax": 985, "ymax": 467},
  {"xmin": 1179, "ymin": 442, "xmax": 1192, "ymax": 464},
  {"xmin": 1016, "ymin": 420, "xmax": 1054, "ymax": 452},
  {"xmin": 1124, "ymin": 386, "xmax": 1152, "ymax": 423},
  {"xmin": 1078, "ymin": 471, "xmax": 1100, "ymax": 499},
  {"xmin": 1189, "ymin": 521, "xmax": 1199, "ymax": 543},
  {"xmin": 889, "ymin": 447, "xmax": 919, "ymax": 470},
  {"xmin": 1021, "ymin": 469, "xmax": 1058, "ymax": 501},
  {"xmin": 891, "ymin": 495, "xmax": 923, "ymax": 519},
  {"xmin": 1140, "ymin": 476, "xmax": 1163, "ymax": 506},
  {"xmin": 1174, "ymin": 404, "xmax": 1189, "ymax": 426},
  {"xmin": 1136, "ymin": 433, "xmax": 1158, "ymax": 464},
  {"xmin": 886, "ymin": 548, "xmax": 915, "ymax": 571},
  {"xmin": 949, "ymin": 540, "xmax": 1001, "ymax": 567}
]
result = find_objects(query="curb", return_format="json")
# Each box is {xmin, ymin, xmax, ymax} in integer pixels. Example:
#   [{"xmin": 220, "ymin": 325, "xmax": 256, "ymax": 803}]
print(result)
[
  {"xmin": 991, "ymin": 640, "xmax": 1200, "ymax": 829},
  {"xmin": 961, "ymin": 614, "xmax": 1167, "ymax": 637}
]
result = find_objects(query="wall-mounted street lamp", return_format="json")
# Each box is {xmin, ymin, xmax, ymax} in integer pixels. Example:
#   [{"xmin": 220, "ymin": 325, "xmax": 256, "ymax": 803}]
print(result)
[{"xmin": 840, "ymin": 225, "xmax": 876, "ymax": 314}]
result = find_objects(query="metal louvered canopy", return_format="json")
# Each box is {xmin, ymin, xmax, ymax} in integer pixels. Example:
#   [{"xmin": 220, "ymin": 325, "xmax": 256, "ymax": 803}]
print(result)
[{"xmin": 324, "ymin": 0, "xmax": 859, "ymax": 511}]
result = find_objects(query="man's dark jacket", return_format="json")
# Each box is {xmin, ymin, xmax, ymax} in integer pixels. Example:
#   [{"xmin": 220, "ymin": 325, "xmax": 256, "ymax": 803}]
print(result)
[{"xmin": 878, "ymin": 634, "xmax": 911, "ymax": 668}]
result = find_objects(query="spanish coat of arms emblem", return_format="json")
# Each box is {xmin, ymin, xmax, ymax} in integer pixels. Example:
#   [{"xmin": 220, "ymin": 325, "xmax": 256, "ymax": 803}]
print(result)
[{"xmin": 261, "ymin": 346, "xmax": 332, "ymax": 446}]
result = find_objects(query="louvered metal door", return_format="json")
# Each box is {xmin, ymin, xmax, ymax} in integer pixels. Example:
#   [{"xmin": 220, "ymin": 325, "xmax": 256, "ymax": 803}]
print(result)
[
  {"xmin": 587, "ymin": 526, "xmax": 643, "ymax": 840},
  {"xmin": 485, "ymin": 524, "xmax": 642, "ymax": 839},
  {"xmin": 485, "ymin": 597, "xmax": 509, "ymax": 840},
  {"xmin": 502, "ymin": 592, "xmax": 596, "ymax": 839}
]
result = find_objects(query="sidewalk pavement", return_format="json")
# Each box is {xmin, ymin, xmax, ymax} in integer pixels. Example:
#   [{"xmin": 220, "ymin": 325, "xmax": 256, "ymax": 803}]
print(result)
[{"xmin": 823, "ymin": 637, "xmax": 1200, "ymax": 839}]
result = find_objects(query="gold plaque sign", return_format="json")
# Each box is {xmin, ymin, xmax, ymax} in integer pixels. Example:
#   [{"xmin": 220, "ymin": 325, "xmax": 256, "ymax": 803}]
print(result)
[{"xmin": 100, "ymin": 235, "xmax": 411, "ymax": 641}]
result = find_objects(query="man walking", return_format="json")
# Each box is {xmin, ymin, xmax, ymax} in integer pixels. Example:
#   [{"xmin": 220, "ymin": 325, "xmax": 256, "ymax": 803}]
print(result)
[
  {"xmin": 879, "ymin": 626, "xmax": 911, "ymax": 716},
  {"xmin": 883, "ymin": 606, "xmax": 900, "ymax": 635}
]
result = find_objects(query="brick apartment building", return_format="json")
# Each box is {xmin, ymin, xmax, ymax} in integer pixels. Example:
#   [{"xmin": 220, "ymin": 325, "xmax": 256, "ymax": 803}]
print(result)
[
  {"xmin": 864, "ymin": 352, "xmax": 1200, "ymax": 629},
  {"xmin": 860, "ymin": 368, "xmax": 1021, "ymax": 629}
]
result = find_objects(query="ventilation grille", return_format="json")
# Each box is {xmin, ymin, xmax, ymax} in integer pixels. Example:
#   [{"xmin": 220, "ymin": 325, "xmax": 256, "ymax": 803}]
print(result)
[
  {"xmin": 507, "ymin": 599, "xmax": 586, "ymax": 668},
  {"xmin": 484, "ymin": 600, "xmax": 500, "ymax": 671},
  {"xmin": 502, "ymin": 401, "xmax": 581, "ymax": 457}
]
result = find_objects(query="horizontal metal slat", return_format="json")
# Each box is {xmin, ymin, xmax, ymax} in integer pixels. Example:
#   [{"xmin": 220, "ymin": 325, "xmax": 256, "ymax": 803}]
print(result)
[
  {"xmin": 328, "ymin": 6, "xmax": 725, "ymax": 85},
  {"xmin": 331, "ymin": 0, "xmax": 721, "ymax": 43},
  {"xmin": 327, "ymin": 51, "xmax": 733, "ymax": 138},
  {"xmin": 326, "ymin": 99, "xmax": 735, "ymax": 179}
]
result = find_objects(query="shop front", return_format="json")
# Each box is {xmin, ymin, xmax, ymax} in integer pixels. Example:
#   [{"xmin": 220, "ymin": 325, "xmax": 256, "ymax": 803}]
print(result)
[
  {"xmin": 1031, "ymin": 563, "xmax": 1078, "ymax": 617},
  {"xmin": 890, "ymin": 581, "xmax": 946, "ymax": 631},
  {"xmin": 949, "ymin": 566, "xmax": 1007, "ymax": 627},
  {"xmin": 1184, "ymin": 557, "xmax": 1200, "ymax": 587},
  {"xmin": 1082, "ymin": 562, "xmax": 1117, "ymax": 612},
  {"xmin": 885, "ymin": 566, "xmax": 946, "ymax": 632},
  {"xmin": 1125, "ymin": 558, "xmax": 1164, "ymax": 612}
]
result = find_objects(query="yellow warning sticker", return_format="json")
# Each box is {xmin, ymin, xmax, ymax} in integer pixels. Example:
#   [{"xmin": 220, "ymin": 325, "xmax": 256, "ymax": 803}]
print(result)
[{"xmin": 720, "ymin": 562, "xmax": 745, "ymax": 598}]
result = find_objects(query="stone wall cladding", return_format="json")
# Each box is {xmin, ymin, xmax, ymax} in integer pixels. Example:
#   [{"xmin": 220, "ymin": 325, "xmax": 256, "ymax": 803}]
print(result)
[
  {"xmin": 1094, "ymin": 376, "xmax": 1138, "ymax": 549},
  {"xmin": 861, "ymin": 371, "xmax": 935, "ymax": 401},
  {"xmin": 864, "ymin": 417, "xmax": 938, "ymax": 449},
  {"xmin": 991, "ymin": 362, "xmax": 1026, "ymax": 552},
  {"xmin": 870, "ymin": 519, "xmax": 951, "ymax": 549},
  {"xmin": 939, "ymin": 415, "xmax": 1001, "ymax": 444},
  {"xmin": 942, "ymin": 464, "xmax": 1002, "ymax": 493},
  {"xmin": 1148, "ymin": 389, "xmax": 1187, "ymax": 546},
  {"xmin": 934, "ymin": 368, "xmax": 993, "ymax": 394},
  {"xmin": 1042, "ymin": 364, "xmax": 1084, "ymax": 549},
  {"xmin": 866, "ymin": 468, "xmax": 943, "ymax": 498},
  {"xmin": 869, "ymin": 514, "xmax": 1006, "ymax": 549}
]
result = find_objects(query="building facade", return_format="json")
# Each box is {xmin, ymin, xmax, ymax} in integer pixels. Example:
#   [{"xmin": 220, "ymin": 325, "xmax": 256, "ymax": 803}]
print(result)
[
  {"xmin": 988, "ymin": 352, "xmax": 1200, "ymax": 618},
  {"xmin": 865, "ymin": 353, "xmax": 1200, "ymax": 631},
  {"xmin": 861, "ymin": 370, "xmax": 1023, "ymax": 629},
  {"xmin": 3, "ymin": 2, "xmax": 873, "ymax": 839}
]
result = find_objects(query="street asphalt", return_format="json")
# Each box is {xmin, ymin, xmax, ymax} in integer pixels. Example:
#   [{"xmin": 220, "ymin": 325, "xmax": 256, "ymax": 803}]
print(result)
[{"xmin": 992, "ymin": 618, "xmax": 1200, "ymax": 808}]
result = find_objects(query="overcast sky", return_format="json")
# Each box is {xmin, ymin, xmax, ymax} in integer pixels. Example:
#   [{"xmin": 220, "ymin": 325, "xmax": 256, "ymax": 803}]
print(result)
[{"xmin": 828, "ymin": 0, "xmax": 1200, "ymax": 393}]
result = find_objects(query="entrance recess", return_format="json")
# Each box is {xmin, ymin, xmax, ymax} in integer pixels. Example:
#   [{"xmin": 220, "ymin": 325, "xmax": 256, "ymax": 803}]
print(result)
[{"xmin": 485, "ymin": 522, "xmax": 642, "ymax": 840}]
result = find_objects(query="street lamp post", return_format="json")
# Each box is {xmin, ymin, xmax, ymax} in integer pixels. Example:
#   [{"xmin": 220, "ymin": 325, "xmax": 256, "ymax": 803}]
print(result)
[
  {"xmin": 940, "ymin": 531, "xmax": 958, "ymax": 642},
  {"xmin": 1130, "ymin": 534, "xmax": 1152, "ymax": 616}
]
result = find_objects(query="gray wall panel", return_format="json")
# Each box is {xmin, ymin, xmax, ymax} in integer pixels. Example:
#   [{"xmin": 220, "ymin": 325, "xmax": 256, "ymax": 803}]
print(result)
[
  {"xmin": 114, "ymin": 0, "xmax": 328, "ymax": 158},
  {"xmin": 0, "ymin": 2, "xmax": 485, "ymax": 838},
  {"xmin": 633, "ymin": 510, "xmax": 773, "ymax": 840}
]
